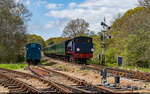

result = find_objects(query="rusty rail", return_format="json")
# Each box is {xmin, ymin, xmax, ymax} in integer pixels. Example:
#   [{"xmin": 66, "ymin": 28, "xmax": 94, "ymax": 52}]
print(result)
[
  {"xmin": 47, "ymin": 57, "xmax": 150, "ymax": 82},
  {"xmin": 87, "ymin": 64, "xmax": 150, "ymax": 82},
  {"xmin": 38, "ymin": 65, "xmax": 138, "ymax": 94},
  {"xmin": 28, "ymin": 66, "xmax": 72, "ymax": 93},
  {"xmin": 30, "ymin": 66, "xmax": 101, "ymax": 93},
  {"xmin": 0, "ymin": 67, "xmax": 71, "ymax": 93},
  {"xmin": 0, "ymin": 71, "xmax": 41, "ymax": 93}
]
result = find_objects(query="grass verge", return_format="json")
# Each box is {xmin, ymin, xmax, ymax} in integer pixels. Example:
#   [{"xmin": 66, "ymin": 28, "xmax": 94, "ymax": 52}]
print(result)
[
  {"xmin": 88, "ymin": 60, "xmax": 150, "ymax": 73},
  {"xmin": 106, "ymin": 63, "xmax": 150, "ymax": 73},
  {"xmin": 0, "ymin": 63, "xmax": 26, "ymax": 70}
]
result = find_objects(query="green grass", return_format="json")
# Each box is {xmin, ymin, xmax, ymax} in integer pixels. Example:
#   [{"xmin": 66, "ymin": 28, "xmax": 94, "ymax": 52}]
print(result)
[
  {"xmin": 88, "ymin": 60, "xmax": 150, "ymax": 73},
  {"xmin": 0, "ymin": 63, "xmax": 26, "ymax": 70},
  {"xmin": 105, "ymin": 63, "xmax": 150, "ymax": 73},
  {"xmin": 58, "ymin": 65, "xmax": 67, "ymax": 71}
]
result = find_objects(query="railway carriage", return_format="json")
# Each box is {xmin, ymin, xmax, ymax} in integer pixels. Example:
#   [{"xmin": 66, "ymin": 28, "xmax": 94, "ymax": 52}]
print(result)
[
  {"xmin": 25, "ymin": 43, "xmax": 41, "ymax": 65},
  {"xmin": 43, "ymin": 36, "xmax": 93, "ymax": 63}
]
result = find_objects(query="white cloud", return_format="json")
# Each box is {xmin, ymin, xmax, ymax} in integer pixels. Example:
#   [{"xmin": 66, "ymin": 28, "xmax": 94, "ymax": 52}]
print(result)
[
  {"xmin": 46, "ymin": 3, "xmax": 64, "ymax": 9},
  {"xmin": 36, "ymin": 0, "xmax": 47, "ymax": 7},
  {"xmin": 44, "ymin": 20, "xmax": 69, "ymax": 32},
  {"xmin": 69, "ymin": 2, "xmax": 77, "ymax": 8},
  {"xmin": 45, "ymin": 0, "xmax": 138, "ymax": 33},
  {"xmin": 78, "ymin": 0, "xmax": 136, "ymax": 9},
  {"xmin": 46, "ymin": 4, "xmax": 57, "ymax": 9},
  {"xmin": 44, "ymin": 22, "xmax": 55, "ymax": 29}
]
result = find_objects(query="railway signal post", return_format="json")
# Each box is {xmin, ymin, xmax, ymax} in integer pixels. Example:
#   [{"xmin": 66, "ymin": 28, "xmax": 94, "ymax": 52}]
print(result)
[{"xmin": 100, "ymin": 18, "xmax": 110, "ymax": 65}]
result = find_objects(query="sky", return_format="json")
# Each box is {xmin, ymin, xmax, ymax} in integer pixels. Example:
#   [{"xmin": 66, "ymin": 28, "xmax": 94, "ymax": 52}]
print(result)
[{"xmin": 15, "ymin": 0, "xmax": 138, "ymax": 40}]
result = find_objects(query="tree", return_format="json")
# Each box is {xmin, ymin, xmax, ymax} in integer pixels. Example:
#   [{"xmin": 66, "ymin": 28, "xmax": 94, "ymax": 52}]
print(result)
[
  {"xmin": 45, "ymin": 37, "xmax": 70, "ymax": 46},
  {"xmin": 139, "ymin": 0, "xmax": 150, "ymax": 8},
  {"xmin": 0, "ymin": 0, "xmax": 31, "ymax": 63},
  {"xmin": 108, "ymin": 5, "xmax": 150, "ymax": 67},
  {"xmin": 62, "ymin": 18, "xmax": 90, "ymax": 37},
  {"xmin": 26, "ymin": 34, "xmax": 45, "ymax": 48}
]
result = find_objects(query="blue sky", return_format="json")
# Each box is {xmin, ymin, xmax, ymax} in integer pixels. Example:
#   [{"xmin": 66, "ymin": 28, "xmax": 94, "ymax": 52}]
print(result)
[{"xmin": 15, "ymin": 0, "xmax": 138, "ymax": 40}]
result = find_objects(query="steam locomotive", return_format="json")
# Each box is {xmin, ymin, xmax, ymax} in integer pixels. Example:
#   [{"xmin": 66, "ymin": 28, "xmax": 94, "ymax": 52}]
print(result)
[{"xmin": 43, "ymin": 36, "xmax": 93, "ymax": 63}]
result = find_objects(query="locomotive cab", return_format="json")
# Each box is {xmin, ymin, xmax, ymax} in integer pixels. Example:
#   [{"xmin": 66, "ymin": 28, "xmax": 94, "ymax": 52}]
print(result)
[
  {"xmin": 74, "ymin": 37, "xmax": 93, "ymax": 53},
  {"xmin": 66, "ymin": 37, "xmax": 93, "ymax": 63}
]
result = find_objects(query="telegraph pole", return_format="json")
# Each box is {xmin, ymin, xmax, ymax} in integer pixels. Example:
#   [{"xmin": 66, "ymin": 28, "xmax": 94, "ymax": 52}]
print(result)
[{"xmin": 101, "ymin": 18, "xmax": 110, "ymax": 65}]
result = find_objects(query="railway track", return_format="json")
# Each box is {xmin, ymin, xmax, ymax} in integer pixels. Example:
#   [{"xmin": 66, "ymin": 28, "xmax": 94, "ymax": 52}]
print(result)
[
  {"xmin": 87, "ymin": 64, "xmax": 150, "ymax": 82},
  {"xmin": 29, "ymin": 66, "xmax": 102, "ymax": 93},
  {"xmin": 0, "ymin": 69, "xmax": 41, "ymax": 93},
  {"xmin": 30, "ymin": 65, "xmax": 137, "ymax": 93},
  {"xmin": 47, "ymin": 57, "xmax": 150, "ymax": 82},
  {"xmin": 0, "ymin": 67, "xmax": 71, "ymax": 93}
]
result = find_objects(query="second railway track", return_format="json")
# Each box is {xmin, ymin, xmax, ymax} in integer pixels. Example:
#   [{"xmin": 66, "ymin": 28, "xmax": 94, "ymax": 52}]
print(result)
[
  {"xmin": 30, "ymin": 65, "xmax": 138, "ymax": 93},
  {"xmin": 0, "ymin": 67, "xmax": 71, "ymax": 93},
  {"xmin": 87, "ymin": 64, "xmax": 150, "ymax": 82},
  {"xmin": 47, "ymin": 57, "xmax": 150, "ymax": 82},
  {"xmin": 29, "ymin": 66, "xmax": 102, "ymax": 93},
  {"xmin": 0, "ymin": 68, "xmax": 41, "ymax": 93}
]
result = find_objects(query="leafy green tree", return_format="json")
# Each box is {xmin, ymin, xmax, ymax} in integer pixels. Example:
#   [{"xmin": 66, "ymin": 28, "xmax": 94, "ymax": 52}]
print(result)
[
  {"xmin": 89, "ymin": 35, "xmax": 102, "ymax": 64},
  {"xmin": 108, "ymin": 5, "xmax": 150, "ymax": 67},
  {"xmin": 62, "ymin": 18, "xmax": 92, "ymax": 37},
  {"xmin": 0, "ymin": 0, "xmax": 30, "ymax": 63},
  {"xmin": 139, "ymin": 0, "xmax": 150, "ymax": 8},
  {"xmin": 26, "ymin": 34, "xmax": 45, "ymax": 48},
  {"xmin": 45, "ymin": 37, "xmax": 64, "ymax": 46}
]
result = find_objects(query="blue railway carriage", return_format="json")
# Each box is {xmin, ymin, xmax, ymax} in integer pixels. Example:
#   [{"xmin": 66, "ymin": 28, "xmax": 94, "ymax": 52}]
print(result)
[{"xmin": 25, "ymin": 43, "xmax": 41, "ymax": 65}]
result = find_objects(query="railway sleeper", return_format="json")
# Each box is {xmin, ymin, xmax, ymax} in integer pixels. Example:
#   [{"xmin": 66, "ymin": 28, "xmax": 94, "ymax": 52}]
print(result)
[
  {"xmin": 3, "ymin": 84, "xmax": 16, "ymax": 88},
  {"xmin": 9, "ymin": 87, "xmax": 24, "ymax": 91},
  {"xmin": 3, "ymin": 79, "xmax": 13, "ymax": 84},
  {"xmin": 9, "ymin": 89, "xmax": 29, "ymax": 94},
  {"xmin": 9, "ymin": 88, "xmax": 25, "ymax": 93},
  {"xmin": 41, "ymin": 91, "xmax": 56, "ymax": 93},
  {"xmin": 0, "ymin": 79, "xmax": 11, "ymax": 84},
  {"xmin": 8, "ymin": 86, "xmax": 20, "ymax": 89},
  {"xmin": 46, "ymin": 85, "xmax": 57, "ymax": 92},
  {"xmin": 1, "ymin": 82, "xmax": 10, "ymax": 87},
  {"xmin": 40, "ymin": 88, "xmax": 56, "ymax": 93},
  {"xmin": 39, "ymin": 66, "xmax": 85, "ymax": 85},
  {"xmin": 66, "ymin": 84, "xmax": 98, "ymax": 93},
  {"xmin": 10, "ymin": 86, "xmax": 32, "ymax": 93}
]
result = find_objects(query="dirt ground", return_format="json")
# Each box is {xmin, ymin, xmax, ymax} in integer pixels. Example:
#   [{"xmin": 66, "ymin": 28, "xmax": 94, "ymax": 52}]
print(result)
[{"xmin": 42, "ymin": 58, "xmax": 150, "ymax": 93}]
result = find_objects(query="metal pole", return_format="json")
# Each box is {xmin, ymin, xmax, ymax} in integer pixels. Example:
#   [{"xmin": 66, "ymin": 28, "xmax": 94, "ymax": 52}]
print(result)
[
  {"xmin": 101, "ymin": 30, "xmax": 106, "ymax": 65},
  {"xmin": 101, "ymin": 18, "xmax": 110, "ymax": 65}
]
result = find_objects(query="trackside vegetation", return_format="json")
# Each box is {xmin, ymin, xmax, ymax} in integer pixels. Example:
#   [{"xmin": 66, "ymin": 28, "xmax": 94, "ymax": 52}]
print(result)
[{"xmin": 0, "ymin": 63, "xmax": 26, "ymax": 70}]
